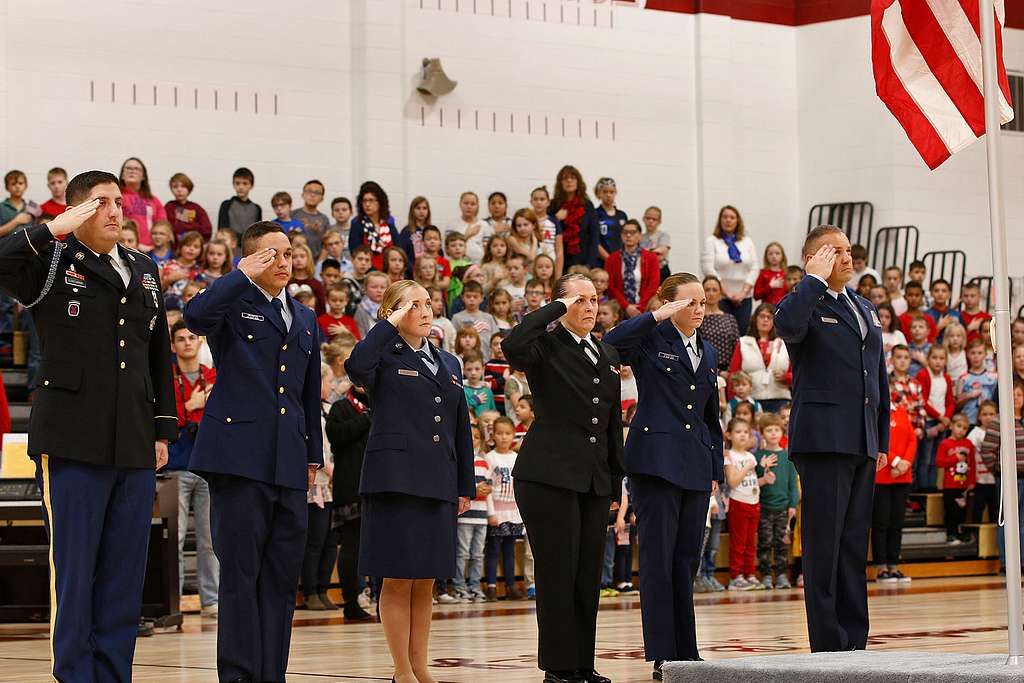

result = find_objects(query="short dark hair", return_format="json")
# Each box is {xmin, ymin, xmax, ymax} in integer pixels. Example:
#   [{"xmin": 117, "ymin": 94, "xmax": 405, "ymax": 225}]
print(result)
[
  {"xmin": 525, "ymin": 278, "xmax": 546, "ymax": 292},
  {"xmin": 909, "ymin": 260, "xmax": 926, "ymax": 271},
  {"xmin": 422, "ymin": 225, "xmax": 442, "ymax": 239},
  {"xmin": 905, "ymin": 280, "xmax": 924, "ymax": 293},
  {"xmin": 271, "ymin": 191, "xmax": 292, "ymax": 207},
  {"xmin": 304, "ymin": 179, "xmax": 325, "ymax": 191},
  {"xmin": 170, "ymin": 320, "xmax": 192, "ymax": 340},
  {"xmin": 786, "ymin": 265, "xmax": 804, "ymax": 275},
  {"xmin": 240, "ymin": 221, "xmax": 285, "ymax": 256},
  {"xmin": 802, "ymin": 225, "xmax": 845, "ymax": 258},
  {"xmin": 233, "ymin": 167, "xmax": 255, "ymax": 183},
  {"xmin": 930, "ymin": 278, "xmax": 951, "ymax": 291},
  {"xmin": 66, "ymin": 170, "xmax": 119, "ymax": 205},
  {"xmin": 321, "ymin": 258, "xmax": 341, "ymax": 272},
  {"xmin": 962, "ymin": 281, "xmax": 981, "ymax": 293},
  {"xmin": 352, "ymin": 244, "xmax": 373, "ymax": 258},
  {"xmin": 462, "ymin": 281, "xmax": 484, "ymax": 296},
  {"xmin": 462, "ymin": 349, "xmax": 484, "ymax": 365},
  {"xmin": 331, "ymin": 196, "xmax": 352, "ymax": 209},
  {"xmin": 621, "ymin": 218, "xmax": 642, "ymax": 233}
]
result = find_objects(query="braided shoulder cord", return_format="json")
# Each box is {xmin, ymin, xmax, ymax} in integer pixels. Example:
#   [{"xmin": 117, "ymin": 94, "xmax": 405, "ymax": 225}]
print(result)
[{"xmin": 23, "ymin": 241, "xmax": 66, "ymax": 308}]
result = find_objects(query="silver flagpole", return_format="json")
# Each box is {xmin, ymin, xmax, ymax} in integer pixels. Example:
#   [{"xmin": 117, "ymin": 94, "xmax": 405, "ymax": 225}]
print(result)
[{"xmin": 979, "ymin": 0, "xmax": 1024, "ymax": 664}]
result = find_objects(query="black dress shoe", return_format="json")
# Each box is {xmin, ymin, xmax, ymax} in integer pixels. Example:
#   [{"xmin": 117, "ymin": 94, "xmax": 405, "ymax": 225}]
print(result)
[
  {"xmin": 543, "ymin": 672, "xmax": 583, "ymax": 683},
  {"xmin": 136, "ymin": 620, "xmax": 154, "ymax": 638},
  {"xmin": 227, "ymin": 678, "xmax": 252, "ymax": 683},
  {"xmin": 653, "ymin": 660, "xmax": 664, "ymax": 681},
  {"xmin": 579, "ymin": 670, "xmax": 611, "ymax": 683}
]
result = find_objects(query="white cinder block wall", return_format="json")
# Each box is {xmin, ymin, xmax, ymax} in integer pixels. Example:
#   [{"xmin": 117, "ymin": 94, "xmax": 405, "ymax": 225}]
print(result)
[{"xmin": 0, "ymin": 0, "xmax": 1019, "ymax": 280}]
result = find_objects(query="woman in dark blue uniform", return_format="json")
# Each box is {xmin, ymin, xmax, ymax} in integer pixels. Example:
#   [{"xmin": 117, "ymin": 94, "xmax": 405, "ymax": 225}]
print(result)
[
  {"xmin": 345, "ymin": 280, "xmax": 475, "ymax": 683},
  {"xmin": 603, "ymin": 273, "xmax": 724, "ymax": 681}
]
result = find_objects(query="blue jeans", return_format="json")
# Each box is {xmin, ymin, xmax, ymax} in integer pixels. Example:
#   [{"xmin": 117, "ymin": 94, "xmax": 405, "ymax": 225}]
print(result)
[
  {"xmin": 699, "ymin": 517, "xmax": 723, "ymax": 579},
  {"xmin": 602, "ymin": 527, "xmax": 616, "ymax": 587},
  {"xmin": 720, "ymin": 297, "xmax": 753, "ymax": 338},
  {"xmin": 177, "ymin": 470, "xmax": 219, "ymax": 607},
  {"xmin": 454, "ymin": 523, "xmax": 486, "ymax": 594},
  {"xmin": 996, "ymin": 475, "xmax": 1024, "ymax": 570},
  {"xmin": 914, "ymin": 420, "xmax": 943, "ymax": 491}
]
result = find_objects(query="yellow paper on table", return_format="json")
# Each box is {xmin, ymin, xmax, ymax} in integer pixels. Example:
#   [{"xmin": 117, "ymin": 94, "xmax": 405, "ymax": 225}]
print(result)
[{"xmin": 1, "ymin": 434, "xmax": 34, "ymax": 478}]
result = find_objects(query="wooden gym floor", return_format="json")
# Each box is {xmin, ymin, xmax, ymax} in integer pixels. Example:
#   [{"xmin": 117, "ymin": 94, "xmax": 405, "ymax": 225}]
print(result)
[{"xmin": 0, "ymin": 576, "xmax": 1016, "ymax": 682}]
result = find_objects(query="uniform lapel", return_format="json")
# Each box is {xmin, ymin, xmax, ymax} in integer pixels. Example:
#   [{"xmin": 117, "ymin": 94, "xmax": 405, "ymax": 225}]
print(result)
[
  {"xmin": 823, "ymin": 292, "xmax": 861, "ymax": 338},
  {"xmin": 242, "ymin": 285, "xmax": 287, "ymax": 336},
  {"xmin": 66, "ymin": 235, "xmax": 124, "ymax": 292},
  {"xmin": 119, "ymin": 245, "xmax": 144, "ymax": 298},
  {"xmin": 553, "ymin": 323, "xmax": 600, "ymax": 374},
  {"xmin": 657, "ymin": 319, "xmax": 693, "ymax": 375},
  {"xmin": 394, "ymin": 340, "xmax": 443, "ymax": 388}
]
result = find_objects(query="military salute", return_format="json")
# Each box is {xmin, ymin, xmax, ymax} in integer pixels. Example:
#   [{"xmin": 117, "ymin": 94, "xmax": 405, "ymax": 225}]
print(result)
[
  {"xmin": 604, "ymin": 273, "xmax": 723, "ymax": 680},
  {"xmin": 184, "ymin": 222, "xmax": 323, "ymax": 683},
  {"xmin": 502, "ymin": 273, "xmax": 624, "ymax": 683},
  {"xmin": 0, "ymin": 170, "xmax": 177, "ymax": 681}
]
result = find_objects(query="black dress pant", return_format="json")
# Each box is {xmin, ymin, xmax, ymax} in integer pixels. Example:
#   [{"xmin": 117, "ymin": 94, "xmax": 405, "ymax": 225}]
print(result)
[
  {"xmin": 630, "ymin": 474, "xmax": 708, "ymax": 662},
  {"xmin": 302, "ymin": 504, "xmax": 337, "ymax": 596},
  {"xmin": 515, "ymin": 479, "xmax": 609, "ymax": 673},
  {"xmin": 336, "ymin": 516, "xmax": 363, "ymax": 608},
  {"xmin": 792, "ymin": 453, "xmax": 875, "ymax": 652},
  {"xmin": 871, "ymin": 483, "xmax": 910, "ymax": 566}
]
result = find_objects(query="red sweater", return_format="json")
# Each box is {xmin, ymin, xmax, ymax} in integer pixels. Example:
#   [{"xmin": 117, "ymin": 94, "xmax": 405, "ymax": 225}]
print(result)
[
  {"xmin": 318, "ymin": 313, "xmax": 360, "ymax": 340},
  {"xmin": 899, "ymin": 310, "xmax": 938, "ymax": 342},
  {"xmin": 876, "ymin": 406, "xmax": 916, "ymax": 485},
  {"xmin": 605, "ymin": 248, "xmax": 660, "ymax": 313},
  {"xmin": 914, "ymin": 368, "xmax": 955, "ymax": 420},
  {"xmin": 935, "ymin": 437, "xmax": 977, "ymax": 490},
  {"xmin": 961, "ymin": 309, "xmax": 992, "ymax": 341},
  {"xmin": 754, "ymin": 269, "xmax": 788, "ymax": 305}
]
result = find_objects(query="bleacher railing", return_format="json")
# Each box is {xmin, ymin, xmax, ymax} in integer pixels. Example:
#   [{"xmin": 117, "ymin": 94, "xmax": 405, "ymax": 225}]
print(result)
[
  {"xmin": 871, "ymin": 226, "xmax": 919, "ymax": 276},
  {"xmin": 807, "ymin": 202, "xmax": 874, "ymax": 255}
]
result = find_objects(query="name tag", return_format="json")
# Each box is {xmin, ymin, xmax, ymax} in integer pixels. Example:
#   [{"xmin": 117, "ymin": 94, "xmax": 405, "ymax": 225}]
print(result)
[
  {"xmin": 658, "ymin": 352, "xmax": 680, "ymax": 361},
  {"xmin": 820, "ymin": 316, "xmax": 839, "ymax": 324},
  {"xmin": 241, "ymin": 312, "xmax": 264, "ymax": 322},
  {"xmin": 398, "ymin": 369, "xmax": 419, "ymax": 377},
  {"xmin": 870, "ymin": 310, "xmax": 882, "ymax": 327}
]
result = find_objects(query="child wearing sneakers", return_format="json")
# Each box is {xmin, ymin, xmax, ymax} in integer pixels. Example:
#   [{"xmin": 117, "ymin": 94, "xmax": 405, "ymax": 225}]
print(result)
[
  {"xmin": 936, "ymin": 413, "xmax": 977, "ymax": 543},
  {"xmin": 725, "ymin": 418, "xmax": 765, "ymax": 591},
  {"xmin": 755, "ymin": 413, "xmax": 798, "ymax": 589},
  {"xmin": 485, "ymin": 418, "xmax": 526, "ymax": 601},
  {"xmin": 448, "ymin": 424, "xmax": 493, "ymax": 604}
]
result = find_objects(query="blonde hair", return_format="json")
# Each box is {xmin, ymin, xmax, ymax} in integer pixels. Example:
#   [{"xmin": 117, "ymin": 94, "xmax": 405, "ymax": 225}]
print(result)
[
  {"xmin": 291, "ymin": 243, "xmax": 315, "ymax": 280},
  {"xmin": 377, "ymin": 279, "xmax": 425, "ymax": 321},
  {"xmin": 657, "ymin": 272, "xmax": 699, "ymax": 303}
]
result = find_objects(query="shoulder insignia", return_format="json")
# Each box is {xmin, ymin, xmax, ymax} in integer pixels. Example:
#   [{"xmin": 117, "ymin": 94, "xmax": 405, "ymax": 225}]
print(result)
[{"xmin": 74, "ymin": 251, "xmax": 85, "ymax": 261}]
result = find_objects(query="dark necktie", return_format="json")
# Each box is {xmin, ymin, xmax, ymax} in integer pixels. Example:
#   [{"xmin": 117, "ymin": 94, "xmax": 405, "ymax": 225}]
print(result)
[
  {"xmin": 99, "ymin": 253, "xmax": 123, "ymax": 285},
  {"xmin": 271, "ymin": 297, "xmax": 287, "ymax": 330}
]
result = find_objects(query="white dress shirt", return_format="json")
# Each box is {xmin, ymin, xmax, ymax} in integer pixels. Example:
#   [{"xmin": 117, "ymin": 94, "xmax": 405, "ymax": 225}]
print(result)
[
  {"xmin": 809, "ymin": 274, "xmax": 867, "ymax": 338},
  {"xmin": 247, "ymin": 276, "xmax": 293, "ymax": 332},
  {"xmin": 562, "ymin": 324, "xmax": 600, "ymax": 365},
  {"xmin": 675, "ymin": 326, "xmax": 702, "ymax": 372},
  {"xmin": 413, "ymin": 339, "xmax": 440, "ymax": 375},
  {"xmin": 83, "ymin": 244, "xmax": 131, "ymax": 288}
]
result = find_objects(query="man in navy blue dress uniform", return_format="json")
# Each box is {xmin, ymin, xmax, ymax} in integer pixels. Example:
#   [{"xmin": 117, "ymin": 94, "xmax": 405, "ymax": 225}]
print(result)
[
  {"xmin": 774, "ymin": 225, "xmax": 889, "ymax": 652},
  {"xmin": 0, "ymin": 170, "xmax": 177, "ymax": 682},
  {"xmin": 185, "ymin": 221, "xmax": 323, "ymax": 683}
]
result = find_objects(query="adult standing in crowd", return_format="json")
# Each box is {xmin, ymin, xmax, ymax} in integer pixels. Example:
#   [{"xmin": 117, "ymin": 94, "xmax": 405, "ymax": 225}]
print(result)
[
  {"xmin": 700, "ymin": 205, "xmax": 758, "ymax": 334},
  {"xmin": 550, "ymin": 166, "xmax": 600, "ymax": 269},
  {"xmin": 728, "ymin": 303, "xmax": 792, "ymax": 414},
  {"xmin": 502, "ymin": 273, "xmax": 623, "ymax": 683},
  {"xmin": 980, "ymin": 380, "xmax": 1024, "ymax": 573},
  {"xmin": 347, "ymin": 181, "xmax": 411, "ymax": 273},
  {"xmin": 185, "ymin": 222, "xmax": 324, "ymax": 683},
  {"xmin": 700, "ymin": 275, "xmax": 740, "ymax": 372},
  {"xmin": 167, "ymin": 320, "xmax": 220, "ymax": 618},
  {"xmin": 0, "ymin": 170, "xmax": 177, "ymax": 681},
  {"xmin": 118, "ymin": 157, "xmax": 166, "ymax": 250},
  {"xmin": 345, "ymin": 280, "xmax": 475, "ymax": 683},
  {"xmin": 774, "ymin": 225, "xmax": 889, "ymax": 652},
  {"xmin": 604, "ymin": 273, "xmax": 723, "ymax": 681},
  {"xmin": 605, "ymin": 219, "xmax": 660, "ymax": 319}
]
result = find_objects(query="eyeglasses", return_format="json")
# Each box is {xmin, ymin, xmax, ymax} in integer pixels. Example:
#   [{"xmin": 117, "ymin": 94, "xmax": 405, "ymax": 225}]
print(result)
[{"xmin": 304, "ymin": 189, "xmax": 324, "ymax": 196}]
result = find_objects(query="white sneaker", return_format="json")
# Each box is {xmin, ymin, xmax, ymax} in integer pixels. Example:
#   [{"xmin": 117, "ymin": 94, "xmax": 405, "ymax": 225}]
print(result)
[
  {"xmin": 728, "ymin": 577, "xmax": 753, "ymax": 591},
  {"xmin": 471, "ymin": 590, "xmax": 487, "ymax": 603},
  {"xmin": 200, "ymin": 604, "xmax": 218, "ymax": 618},
  {"xmin": 437, "ymin": 592, "xmax": 461, "ymax": 604},
  {"xmin": 357, "ymin": 589, "xmax": 373, "ymax": 609}
]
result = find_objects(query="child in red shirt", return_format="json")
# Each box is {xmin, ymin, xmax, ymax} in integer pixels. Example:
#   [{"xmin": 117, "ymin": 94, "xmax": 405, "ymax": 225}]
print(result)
[
  {"xmin": 318, "ymin": 284, "xmax": 360, "ymax": 340},
  {"xmin": 513, "ymin": 395, "xmax": 534, "ymax": 447},
  {"xmin": 935, "ymin": 413, "xmax": 976, "ymax": 543},
  {"xmin": 872, "ymin": 403, "xmax": 917, "ymax": 582},
  {"xmin": 754, "ymin": 241, "xmax": 789, "ymax": 306}
]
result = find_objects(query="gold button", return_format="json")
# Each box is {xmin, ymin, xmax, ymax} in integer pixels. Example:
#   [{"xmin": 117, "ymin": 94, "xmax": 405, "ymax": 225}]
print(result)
[
  {"xmin": 685, "ymin": 424, "xmax": 691, "ymax": 430},
  {"xmin": 687, "ymin": 404, "xmax": 693, "ymax": 410},
  {"xmin": 226, "ymin": 417, "xmax": 232, "ymax": 423},
  {"xmin": 118, "ymin": 318, "xmax": 125, "ymax": 326},
  {"xmin": 43, "ymin": 380, "xmax": 50, "ymax": 386},
  {"xmin": 282, "ymin": 344, "xmax": 288, "ymax": 351},
  {"xmin": 280, "ymin": 365, "xmax": 287, "ymax": 372},
  {"xmin": 690, "ymin": 385, "xmax": 696, "ymax": 390},
  {"xmin": 665, "ymin": 367, "xmax": 672, "ymax": 372},
  {"xmin": 280, "ymin": 407, "xmax": 286, "ymax": 415},
  {"xmin": 119, "ymin": 361, "xmax": 126, "ymax": 369},
  {"xmin": 247, "ymin": 334, "xmax": 254, "ymax": 340},
  {"xmin": 120, "ymin": 297, "xmax": 127, "ymax": 304},
  {"xmin": 119, "ymin": 340, "xmax": 125, "ymax": 347},
  {"xmin": 279, "ymin": 387, "xmax": 285, "ymax": 394}
]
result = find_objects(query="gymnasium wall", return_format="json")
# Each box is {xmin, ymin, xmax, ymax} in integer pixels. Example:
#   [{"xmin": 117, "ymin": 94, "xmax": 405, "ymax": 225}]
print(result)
[{"xmin": 0, "ymin": 0, "xmax": 1019, "ymax": 279}]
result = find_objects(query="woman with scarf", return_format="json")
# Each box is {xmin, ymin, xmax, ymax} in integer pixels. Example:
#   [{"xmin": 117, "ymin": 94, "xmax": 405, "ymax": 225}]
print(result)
[
  {"xmin": 605, "ymin": 219, "xmax": 660, "ymax": 319},
  {"xmin": 700, "ymin": 205, "xmax": 759, "ymax": 333},
  {"xmin": 347, "ymin": 181, "xmax": 412, "ymax": 274},
  {"xmin": 550, "ymin": 165, "xmax": 600, "ymax": 268}
]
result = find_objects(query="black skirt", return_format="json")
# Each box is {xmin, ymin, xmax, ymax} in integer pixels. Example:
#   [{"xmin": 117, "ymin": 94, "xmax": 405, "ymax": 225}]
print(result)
[{"xmin": 359, "ymin": 492, "xmax": 458, "ymax": 579}]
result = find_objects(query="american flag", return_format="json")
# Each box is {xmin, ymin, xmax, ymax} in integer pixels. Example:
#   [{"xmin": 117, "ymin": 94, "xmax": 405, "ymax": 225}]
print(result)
[{"xmin": 871, "ymin": 0, "xmax": 1014, "ymax": 169}]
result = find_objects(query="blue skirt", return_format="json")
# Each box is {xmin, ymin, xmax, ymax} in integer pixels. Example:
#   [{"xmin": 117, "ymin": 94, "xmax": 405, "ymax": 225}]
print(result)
[{"xmin": 359, "ymin": 492, "xmax": 457, "ymax": 579}]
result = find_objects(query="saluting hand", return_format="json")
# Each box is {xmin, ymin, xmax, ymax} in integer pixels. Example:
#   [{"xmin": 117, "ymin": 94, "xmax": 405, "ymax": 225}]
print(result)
[
  {"xmin": 47, "ymin": 198, "xmax": 101, "ymax": 238},
  {"xmin": 652, "ymin": 297, "xmax": 693, "ymax": 322},
  {"xmin": 238, "ymin": 247, "xmax": 277, "ymax": 279},
  {"xmin": 386, "ymin": 299, "xmax": 415, "ymax": 327},
  {"xmin": 805, "ymin": 244, "xmax": 837, "ymax": 280},
  {"xmin": 555, "ymin": 294, "xmax": 582, "ymax": 309}
]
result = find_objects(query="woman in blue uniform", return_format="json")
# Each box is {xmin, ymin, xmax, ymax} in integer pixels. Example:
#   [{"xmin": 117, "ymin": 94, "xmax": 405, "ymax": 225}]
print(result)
[
  {"xmin": 345, "ymin": 280, "xmax": 475, "ymax": 683},
  {"xmin": 603, "ymin": 272, "xmax": 723, "ymax": 681}
]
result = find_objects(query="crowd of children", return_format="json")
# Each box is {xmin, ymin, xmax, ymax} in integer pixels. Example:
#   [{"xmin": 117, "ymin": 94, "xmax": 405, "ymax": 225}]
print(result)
[{"xmin": 4, "ymin": 160, "xmax": 1021, "ymax": 611}]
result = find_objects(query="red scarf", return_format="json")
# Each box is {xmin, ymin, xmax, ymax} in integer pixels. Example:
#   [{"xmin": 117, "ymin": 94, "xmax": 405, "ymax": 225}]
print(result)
[{"xmin": 562, "ymin": 197, "xmax": 585, "ymax": 257}]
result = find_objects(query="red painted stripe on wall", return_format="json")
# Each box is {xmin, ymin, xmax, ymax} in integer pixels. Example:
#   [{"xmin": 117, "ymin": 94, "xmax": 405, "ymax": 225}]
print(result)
[{"xmin": 642, "ymin": 0, "xmax": 1023, "ymax": 29}]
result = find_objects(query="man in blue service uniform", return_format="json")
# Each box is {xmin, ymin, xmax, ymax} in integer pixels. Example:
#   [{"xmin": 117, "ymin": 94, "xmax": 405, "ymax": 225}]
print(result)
[
  {"xmin": 185, "ymin": 221, "xmax": 323, "ymax": 683},
  {"xmin": 774, "ymin": 225, "xmax": 889, "ymax": 653},
  {"xmin": 0, "ymin": 170, "xmax": 177, "ymax": 682}
]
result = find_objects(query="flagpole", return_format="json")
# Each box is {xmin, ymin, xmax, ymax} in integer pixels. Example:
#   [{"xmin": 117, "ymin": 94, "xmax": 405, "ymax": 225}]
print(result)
[{"xmin": 979, "ymin": 0, "xmax": 1024, "ymax": 664}]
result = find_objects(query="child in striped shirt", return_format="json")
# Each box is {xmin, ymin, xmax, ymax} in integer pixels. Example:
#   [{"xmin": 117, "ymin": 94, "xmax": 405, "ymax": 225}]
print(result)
[{"xmin": 450, "ymin": 425, "xmax": 493, "ymax": 603}]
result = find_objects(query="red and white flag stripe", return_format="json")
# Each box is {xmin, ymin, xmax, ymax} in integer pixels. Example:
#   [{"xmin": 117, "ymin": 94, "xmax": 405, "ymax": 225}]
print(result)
[{"xmin": 871, "ymin": 0, "xmax": 1014, "ymax": 169}]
